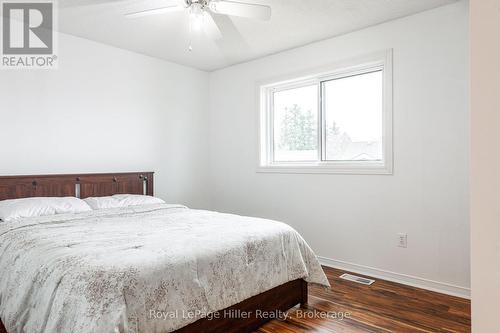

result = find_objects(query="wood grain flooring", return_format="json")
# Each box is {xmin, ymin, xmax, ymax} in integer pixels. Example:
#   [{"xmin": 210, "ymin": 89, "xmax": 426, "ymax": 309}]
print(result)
[{"xmin": 256, "ymin": 266, "xmax": 471, "ymax": 333}]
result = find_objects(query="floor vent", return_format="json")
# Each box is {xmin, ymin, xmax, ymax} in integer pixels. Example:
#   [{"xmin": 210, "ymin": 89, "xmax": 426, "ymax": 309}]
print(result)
[{"xmin": 340, "ymin": 273, "xmax": 375, "ymax": 285}]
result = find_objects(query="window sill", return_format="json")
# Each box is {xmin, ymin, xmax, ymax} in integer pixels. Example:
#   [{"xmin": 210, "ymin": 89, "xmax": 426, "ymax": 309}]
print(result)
[{"xmin": 256, "ymin": 163, "xmax": 393, "ymax": 175}]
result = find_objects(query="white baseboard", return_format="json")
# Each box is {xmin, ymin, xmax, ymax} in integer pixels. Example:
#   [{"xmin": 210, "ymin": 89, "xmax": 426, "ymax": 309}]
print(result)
[{"xmin": 317, "ymin": 256, "xmax": 470, "ymax": 299}]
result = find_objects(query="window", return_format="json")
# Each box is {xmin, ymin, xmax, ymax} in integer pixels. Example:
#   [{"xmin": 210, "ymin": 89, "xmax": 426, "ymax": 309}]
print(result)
[{"xmin": 259, "ymin": 50, "xmax": 392, "ymax": 174}]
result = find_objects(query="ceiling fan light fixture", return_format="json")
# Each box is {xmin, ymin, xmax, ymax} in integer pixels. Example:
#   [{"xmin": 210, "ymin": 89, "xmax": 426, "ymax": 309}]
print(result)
[
  {"xmin": 189, "ymin": 3, "xmax": 205, "ymax": 32},
  {"xmin": 122, "ymin": 0, "xmax": 270, "ymax": 52}
]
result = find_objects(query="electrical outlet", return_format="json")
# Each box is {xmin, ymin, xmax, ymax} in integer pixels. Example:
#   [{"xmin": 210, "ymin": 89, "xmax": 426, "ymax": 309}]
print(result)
[{"xmin": 398, "ymin": 233, "xmax": 407, "ymax": 248}]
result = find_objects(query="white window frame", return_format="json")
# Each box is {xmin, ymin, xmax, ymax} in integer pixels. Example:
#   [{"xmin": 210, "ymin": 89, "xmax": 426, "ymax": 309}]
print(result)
[{"xmin": 257, "ymin": 50, "xmax": 393, "ymax": 175}]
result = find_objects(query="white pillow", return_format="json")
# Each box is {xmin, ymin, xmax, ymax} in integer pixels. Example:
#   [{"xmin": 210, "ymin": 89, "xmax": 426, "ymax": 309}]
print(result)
[
  {"xmin": 83, "ymin": 194, "xmax": 165, "ymax": 210},
  {"xmin": 0, "ymin": 197, "xmax": 92, "ymax": 222}
]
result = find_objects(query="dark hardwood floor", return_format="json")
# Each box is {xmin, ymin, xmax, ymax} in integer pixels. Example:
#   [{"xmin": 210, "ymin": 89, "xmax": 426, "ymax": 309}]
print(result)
[
  {"xmin": 0, "ymin": 266, "xmax": 470, "ymax": 333},
  {"xmin": 256, "ymin": 266, "xmax": 471, "ymax": 333}
]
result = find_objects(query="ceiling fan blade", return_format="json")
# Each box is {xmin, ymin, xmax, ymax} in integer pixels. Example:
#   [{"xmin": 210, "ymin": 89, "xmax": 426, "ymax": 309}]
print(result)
[
  {"xmin": 208, "ymin": 0, "xmax": 271, "ymax": 21},
  {"xmin": 209, "ymin": 14, "xmax": 251, "ymax": 64},
  {"xmin": 204, "ymin": 12, "xmax": 223, "ymax": 40},
  {"xmin": 125, "ymin": 5, "xmax": 183, "ymax": 18}
]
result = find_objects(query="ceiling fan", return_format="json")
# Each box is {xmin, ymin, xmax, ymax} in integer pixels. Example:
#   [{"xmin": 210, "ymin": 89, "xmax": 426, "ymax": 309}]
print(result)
[{"xmin": 124, "ymin": 0, "xmax": 271, "ymax": 42}]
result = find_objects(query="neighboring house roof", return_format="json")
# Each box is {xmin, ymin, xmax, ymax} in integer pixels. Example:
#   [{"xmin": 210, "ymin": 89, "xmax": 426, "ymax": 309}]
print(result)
[{"xmin": 327, "ymin": 140, "xmax": 382, "ymax": 161}]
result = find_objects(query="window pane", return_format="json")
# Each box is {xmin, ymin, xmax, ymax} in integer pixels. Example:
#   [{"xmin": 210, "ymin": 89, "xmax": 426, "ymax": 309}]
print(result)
[
  {"xmin": 273, "ymin": 85, "xmax": 318, "ymax": 162},
  {"xmin": 324, "ymin": 70, "xmax": 383, "ymax": 161}
]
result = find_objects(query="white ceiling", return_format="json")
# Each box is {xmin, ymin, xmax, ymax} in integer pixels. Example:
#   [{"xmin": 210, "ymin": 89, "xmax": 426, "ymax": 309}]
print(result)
[{"xmin": 58, "ymin": 0, "xmax": 457, "ymax": 71}]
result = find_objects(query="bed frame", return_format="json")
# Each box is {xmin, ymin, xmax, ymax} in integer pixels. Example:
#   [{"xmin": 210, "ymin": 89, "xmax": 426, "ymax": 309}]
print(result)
[
  {"xmin": 0, "ymin": 172, "xmax": 308, "ymax": 333},
  {"xmin": 0, "ymin": 172, "xmax": 154, "ymax": 200}
]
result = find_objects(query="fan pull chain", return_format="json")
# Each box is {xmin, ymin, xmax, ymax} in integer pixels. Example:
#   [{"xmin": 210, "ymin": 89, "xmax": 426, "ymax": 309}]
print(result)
[{"xmin": 188, "ymin": 11, "xmax": 194, "ymax": 51}]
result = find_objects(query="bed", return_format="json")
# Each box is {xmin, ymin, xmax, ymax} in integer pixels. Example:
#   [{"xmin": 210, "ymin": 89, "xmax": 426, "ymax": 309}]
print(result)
[{"xmin": 0, "ymin": 172, "xmax": 328, "ymax": 333}]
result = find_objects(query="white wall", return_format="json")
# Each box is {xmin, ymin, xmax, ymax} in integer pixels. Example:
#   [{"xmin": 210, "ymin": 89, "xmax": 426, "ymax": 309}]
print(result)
[
  {"xmin": 0, "ymin": 1, "xmax": 470, "ymax": 298},
  {"xmin": 470, "ymin": 0, "xmax": 500, "ymax": 330},
  {"xmin": 209, "ymin": 1, "xmax": 470, "ymax": 296},
  {"xmin": 0, "ymin": 33, "xmax": 211, "ymax": 208}
]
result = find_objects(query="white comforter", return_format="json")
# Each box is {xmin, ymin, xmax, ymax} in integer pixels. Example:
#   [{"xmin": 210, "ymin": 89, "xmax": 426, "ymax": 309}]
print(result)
[{"xmin": 0, "ymin": 204, "xmax": 329, "ymax": 333}]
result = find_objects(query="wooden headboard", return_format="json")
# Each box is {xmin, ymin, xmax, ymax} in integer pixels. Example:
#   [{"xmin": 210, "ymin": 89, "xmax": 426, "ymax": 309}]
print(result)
[{"xmin": 0, "ymin": 172, "xmax": 154, "ymax": 201}]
